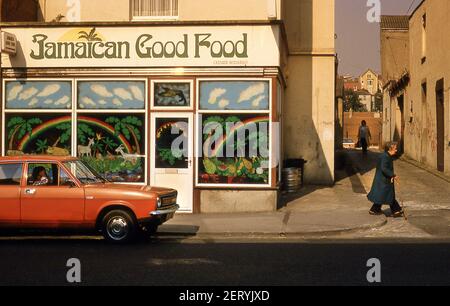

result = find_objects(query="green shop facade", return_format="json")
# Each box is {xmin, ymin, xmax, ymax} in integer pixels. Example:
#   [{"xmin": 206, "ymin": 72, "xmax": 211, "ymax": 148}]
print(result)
[{"xmin": 0, "ymin": 22, "xmax": 286, "ymax": 213}]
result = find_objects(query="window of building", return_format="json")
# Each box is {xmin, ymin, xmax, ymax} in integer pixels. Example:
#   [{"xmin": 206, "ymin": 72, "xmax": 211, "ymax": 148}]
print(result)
[
  {"xmin": 76, "ymin": 80, "xmax": 147, "ymax": 183},
  {"xmin": 3, "ymin": 80, "xmax": 73, "ymax": 157},
  {"xmin": 196, "ymin": 79, "xmax": 272, "ymax": 187},
  {"xmin": 3, "ymin": 79, "xmax": 148, "ymax": 184},
  {"xmin": 0, "ymin": 164, "xmax": 23, "ymax": 185},
  {"xmin": 131, "ymin": 0, "xmax": 178, "ymax": 19}
]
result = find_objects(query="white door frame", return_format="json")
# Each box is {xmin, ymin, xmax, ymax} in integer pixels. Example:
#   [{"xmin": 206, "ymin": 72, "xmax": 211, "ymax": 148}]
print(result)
[{"xmin": 150, "ymin": 112, "xmax": 194, "ymax": 213}]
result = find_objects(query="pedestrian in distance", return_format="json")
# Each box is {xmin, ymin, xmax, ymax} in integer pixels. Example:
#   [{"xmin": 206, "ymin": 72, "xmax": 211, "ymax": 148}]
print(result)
[
  {"xmin": 367, "ymin": 141, "xmax": 405, "ymax": 218},
  {"xmin": 357, "ymin": 120, "xmax": 372, "ymax": 155}
]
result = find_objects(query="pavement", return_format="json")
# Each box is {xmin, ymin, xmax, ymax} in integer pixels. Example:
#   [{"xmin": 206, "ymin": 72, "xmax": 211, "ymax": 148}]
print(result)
[{"xmin": 159, "ymin": 149, "xmax": 450, "ymax": 239}]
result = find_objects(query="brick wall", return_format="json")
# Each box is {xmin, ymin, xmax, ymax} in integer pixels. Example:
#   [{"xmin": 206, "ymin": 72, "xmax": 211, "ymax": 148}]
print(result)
[{"xmin": 343, "ymin": 112, "xmax": 382, "ymax": 146}]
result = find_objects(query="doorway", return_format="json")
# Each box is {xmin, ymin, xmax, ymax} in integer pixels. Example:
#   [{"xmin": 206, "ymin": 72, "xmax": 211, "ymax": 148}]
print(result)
[
  {"xmin": 150, "ymin": 113, "xmax": 194, "ymax": 212},
  {"xmin": 436, "ymin": 80, "xmax": 445, "ymax": 172},
  {"xmin": 395, "ymin": 94, "xmax": 405, "ymax": 154}
]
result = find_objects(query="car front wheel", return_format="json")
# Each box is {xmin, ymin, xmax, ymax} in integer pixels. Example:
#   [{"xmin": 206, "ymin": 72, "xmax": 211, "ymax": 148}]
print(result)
[{"xmin": 101, "ymin": 210, "xmax": 137, "ymax": 243}]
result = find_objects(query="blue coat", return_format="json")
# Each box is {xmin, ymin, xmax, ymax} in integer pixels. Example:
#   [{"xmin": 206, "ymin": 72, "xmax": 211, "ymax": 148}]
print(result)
[{"xmin": 367, "ymin": 152, "xmax": 396, "ymax": 205}]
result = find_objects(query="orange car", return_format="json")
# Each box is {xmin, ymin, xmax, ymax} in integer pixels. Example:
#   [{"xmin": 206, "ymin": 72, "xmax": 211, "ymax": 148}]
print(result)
[{"xmin": 0, "ymin": 156, "xmax": 179, "ymax": 243}]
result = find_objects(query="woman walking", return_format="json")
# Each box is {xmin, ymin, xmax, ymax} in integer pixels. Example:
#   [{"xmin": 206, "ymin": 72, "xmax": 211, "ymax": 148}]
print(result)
[{"xmin": 367, "ymin": 141, "xmax": 405, "ymax": 218}]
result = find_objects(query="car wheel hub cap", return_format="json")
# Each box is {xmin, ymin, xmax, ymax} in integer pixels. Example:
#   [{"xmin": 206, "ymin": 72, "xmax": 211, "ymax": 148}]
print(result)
[{"xmin": 107, "ymin": 217, "xmax": 129, "ymax": 240}]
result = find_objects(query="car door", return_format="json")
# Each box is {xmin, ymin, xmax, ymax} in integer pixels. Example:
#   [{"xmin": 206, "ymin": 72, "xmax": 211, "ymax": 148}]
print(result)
[
  {"xmin": 0, "ymin": 163, "xmax": 24, "ymax": 226},
  {"xmin": 21, "ymin": 162, "xmax": 85, "ymax": 226}
]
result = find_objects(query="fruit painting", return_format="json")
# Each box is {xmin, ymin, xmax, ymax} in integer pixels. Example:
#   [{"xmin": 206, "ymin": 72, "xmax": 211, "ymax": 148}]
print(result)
[{"xmin": 198, "ymin": 114, "xmax": 270, "ymax": 185}]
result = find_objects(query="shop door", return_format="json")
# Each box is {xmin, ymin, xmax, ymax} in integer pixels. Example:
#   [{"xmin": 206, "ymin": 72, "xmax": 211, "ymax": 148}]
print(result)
[{"xmin": 151, "ymin": 113, "xmax": 193, "ymax": 213}]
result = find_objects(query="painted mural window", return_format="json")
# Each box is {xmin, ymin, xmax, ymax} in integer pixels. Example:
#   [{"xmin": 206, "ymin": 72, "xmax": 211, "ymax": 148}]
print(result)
[
  {"xmin": 5, "ymin": 81, "xmax": 72, "ymax": 110},
  {"xmin": 153, "ymin": 81, "xmax": 191, "ymax": 108},
  {"xmin": 198, "ymin": 114, "xmax": 270, "ymax": 185},
  {"xmin": 5, "ymin": 114, "xmax": 72, "ymax": 157},
  {"xmin": 155, "ymin": 118, "xmax": 189, "ymax": 169},
  {"xmin": 77, "ymin": 81, "xmax": 146, "ymax": 110},
  {"xmin": 199, "ymin": 81, "xmax": 270, "ymax": 111},
  {"xmin": 76, "ymin": 114, "xmax": 146, "ymax": 183}
]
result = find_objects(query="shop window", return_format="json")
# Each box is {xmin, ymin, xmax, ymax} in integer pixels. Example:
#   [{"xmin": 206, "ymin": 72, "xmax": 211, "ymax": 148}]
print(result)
[
  {"xmin": 5, "ymin": 80, "xmax": 72, "ymax": 110},
  {"xmin": 4, "ymin": 114, "xmax": 72, "ymax": 157},
  {"xmin": 77, "ymin": 81, "xmax": 145, "ymax": 110},
  {"xmin": 131, "ymin": 0, "xmax": 178, "ymax": 19},
  {"xmin": 76, "ymin": 114, "xmax": 146, "ymax": 183},
  {"xmin": 152, "ymin": 80, "xmax": 192, "ymax": 109},
  {"xmin": 197, "ymin": 80, "xmax": 272, "ymax": 186},
  {"xmin": 199, "ymin": 81, "xmax": 270, "ymax": 111}
]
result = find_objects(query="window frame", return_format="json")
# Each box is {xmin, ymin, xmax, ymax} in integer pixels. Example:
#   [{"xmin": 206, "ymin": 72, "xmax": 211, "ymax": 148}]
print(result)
[
  {"xmin": 195, "ymin": 78, "xmax": 273, "ymax": 188},
  {"xmin": 131, "ymin": 0, "xmax": 179, "ymax": 21},
  {"xmin": 26, "ymin": 162, "xmax": 60, "ymax": 187},
  {"xmin": 2, "ymin": 78, "xmax": 75, "ymax": 157},
  {"xmin": 75, "ymin": 78, "xmax": 149, "ymax": 185},
  {"xmin": 2, "ymin": 78, "xmax": 149, "ymax": 185},
  {"xmin": 151, "ymin": 79, "xmax": 194, "ymax": 111}
]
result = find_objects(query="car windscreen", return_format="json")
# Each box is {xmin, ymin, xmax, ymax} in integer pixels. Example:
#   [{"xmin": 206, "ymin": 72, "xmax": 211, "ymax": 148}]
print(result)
[{"xmin": 63, "ymin": 160, "xmax": 108, "ymax": 184}]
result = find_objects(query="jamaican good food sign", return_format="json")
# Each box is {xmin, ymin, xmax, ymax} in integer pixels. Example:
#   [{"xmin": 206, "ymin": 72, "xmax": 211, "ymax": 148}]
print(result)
[{"xmin": 1, "ymin": 25, "xmax": 280, "ymax": 68}]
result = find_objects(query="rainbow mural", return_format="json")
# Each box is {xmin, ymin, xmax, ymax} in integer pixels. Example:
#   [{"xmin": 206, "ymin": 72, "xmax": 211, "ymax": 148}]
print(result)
[
  {"xmin": 17, "ymin": 115, "xmax": 133, "ymax": 153},
  {"xmin": 203, "ymin": 116, "xmax": 270, "ymax": 157}
]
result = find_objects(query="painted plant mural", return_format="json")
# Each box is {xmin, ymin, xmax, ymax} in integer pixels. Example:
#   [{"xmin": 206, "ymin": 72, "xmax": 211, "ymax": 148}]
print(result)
[
  {"xmin": 155, "ymin": 118, "xmax": 189, "ymax": 169},
  {"xmin": 198, "ymin": 114, "xmax": 270, "ymax": 185},
  {"xmin": 76, "ymin": 114, "xmax": 146, "ymax": 183},
  {"xmin": 5, "ymin": 115, "xmax": 72, "ymax": 157}
]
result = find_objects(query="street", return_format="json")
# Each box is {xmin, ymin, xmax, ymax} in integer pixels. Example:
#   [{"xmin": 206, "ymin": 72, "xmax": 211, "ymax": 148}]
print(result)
[
  {"xmin": 1, "ymin": 237, "xmax": 450, "ymax": 286},
  {"xmin": 2, "ymin": 149, "xmax": 450, "ymax": 286}
]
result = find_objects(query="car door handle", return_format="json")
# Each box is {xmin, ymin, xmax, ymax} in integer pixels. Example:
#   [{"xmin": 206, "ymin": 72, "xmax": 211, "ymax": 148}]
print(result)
[{"xmin": 25, "ymin": 188, "xmax": 36, "ymax": 195}]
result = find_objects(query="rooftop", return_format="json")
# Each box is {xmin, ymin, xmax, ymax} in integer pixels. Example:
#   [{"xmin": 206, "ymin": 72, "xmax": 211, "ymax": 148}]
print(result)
[{"xmin": 381, "ymin": 15, "xmax": 410, "ymax": 30}]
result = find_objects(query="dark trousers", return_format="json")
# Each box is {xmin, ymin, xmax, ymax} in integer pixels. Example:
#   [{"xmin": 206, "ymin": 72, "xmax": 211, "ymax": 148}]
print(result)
[
  {"xmin": 360, "ymin": 138, "xmax": 368, "ymax": 153},
  {"xmin": 371, "ymin": 200, "xmax": 402, "ymax": 214}
]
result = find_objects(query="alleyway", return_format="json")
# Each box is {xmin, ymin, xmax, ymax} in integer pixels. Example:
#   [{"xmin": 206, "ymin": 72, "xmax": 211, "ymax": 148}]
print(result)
[{"xmin": 329, "ymin": 149, "xmax": 450, "ymax": 238}]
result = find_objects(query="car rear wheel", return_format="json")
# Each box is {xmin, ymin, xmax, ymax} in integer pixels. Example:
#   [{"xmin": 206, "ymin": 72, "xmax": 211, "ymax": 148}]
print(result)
[{"xmin": 101, "ymin": 210, "xmax": 137, "ymax": 243}]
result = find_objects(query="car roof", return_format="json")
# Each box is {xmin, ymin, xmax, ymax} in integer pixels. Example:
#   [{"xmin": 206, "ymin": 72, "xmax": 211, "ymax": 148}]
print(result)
[{"xmin": 0, "ymin": 155, "xmax": 78, "ymax": 162}]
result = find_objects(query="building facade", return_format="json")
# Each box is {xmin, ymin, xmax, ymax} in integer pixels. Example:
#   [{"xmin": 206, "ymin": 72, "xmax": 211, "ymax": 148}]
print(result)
[
  {"xmin": 359, "ymin": 69, "xmax": 380, "ymax": 96},
  {"xmin": 381, "ymin": 0, "xmax": 450, "ymax": 175},
  {"xmin": 380, "ymin": 15, "xmax": 410, "ymax": 152},
  {"xmin": 0, "ymin": 0, "xmax": 336, "ymax": 213}
]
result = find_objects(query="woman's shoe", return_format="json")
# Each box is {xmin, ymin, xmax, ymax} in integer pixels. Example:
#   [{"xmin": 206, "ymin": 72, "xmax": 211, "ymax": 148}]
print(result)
[
  {"xmin": 369, "ymin": 209, "xmax": 383, "ymax": 216},
  {"xmin": 393, "ymin": 210, "xmax": 405, "ymax": 218}
]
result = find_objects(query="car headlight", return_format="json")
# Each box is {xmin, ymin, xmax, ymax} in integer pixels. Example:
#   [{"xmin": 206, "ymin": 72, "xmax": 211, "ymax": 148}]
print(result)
[{"xmin": 157, "ymin": 197, "xmax": 162, "ymax": 208}]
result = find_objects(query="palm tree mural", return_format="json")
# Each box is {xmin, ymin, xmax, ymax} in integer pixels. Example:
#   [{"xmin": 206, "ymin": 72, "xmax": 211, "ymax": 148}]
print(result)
[
  {"xmin": 54, "ymin": 122, "xmax": 72, "ymax": 148},
  {"xmin": 78, "ymin": 28, "xmax": 102, "ymax": 42},
  {"xmin": 106, "ymin": 116, "xmax": 143, "ymax": 154},
  {"xmin": 7, "ymin": 117, "xmax": 42, "ymax": 151},
  {"xmin": 36, "ymin": 139, "xmax": 49, "ymax": 154},
  {"xmin": 77, "ymin": 123, "xmax": 95, "ymax": 145}
]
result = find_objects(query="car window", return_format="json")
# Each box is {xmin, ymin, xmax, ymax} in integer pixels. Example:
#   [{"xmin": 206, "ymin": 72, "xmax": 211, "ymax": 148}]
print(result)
[
  {"xmin": 0, "ymin": 164, "xmax": 23, "ymax": 186},
  {"xmin": 59, "ymin": 167, "xmax": 75, "ymax": 186},
  {"xmin": 27, "ymin": 163, "xmax": 59, "ymax": 187}
]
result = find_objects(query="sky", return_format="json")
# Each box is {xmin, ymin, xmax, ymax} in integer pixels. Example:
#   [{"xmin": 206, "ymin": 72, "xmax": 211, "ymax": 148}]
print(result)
[{"xmin": 336, "ymin": 0, "xmax": 422, "ymax": 77}]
